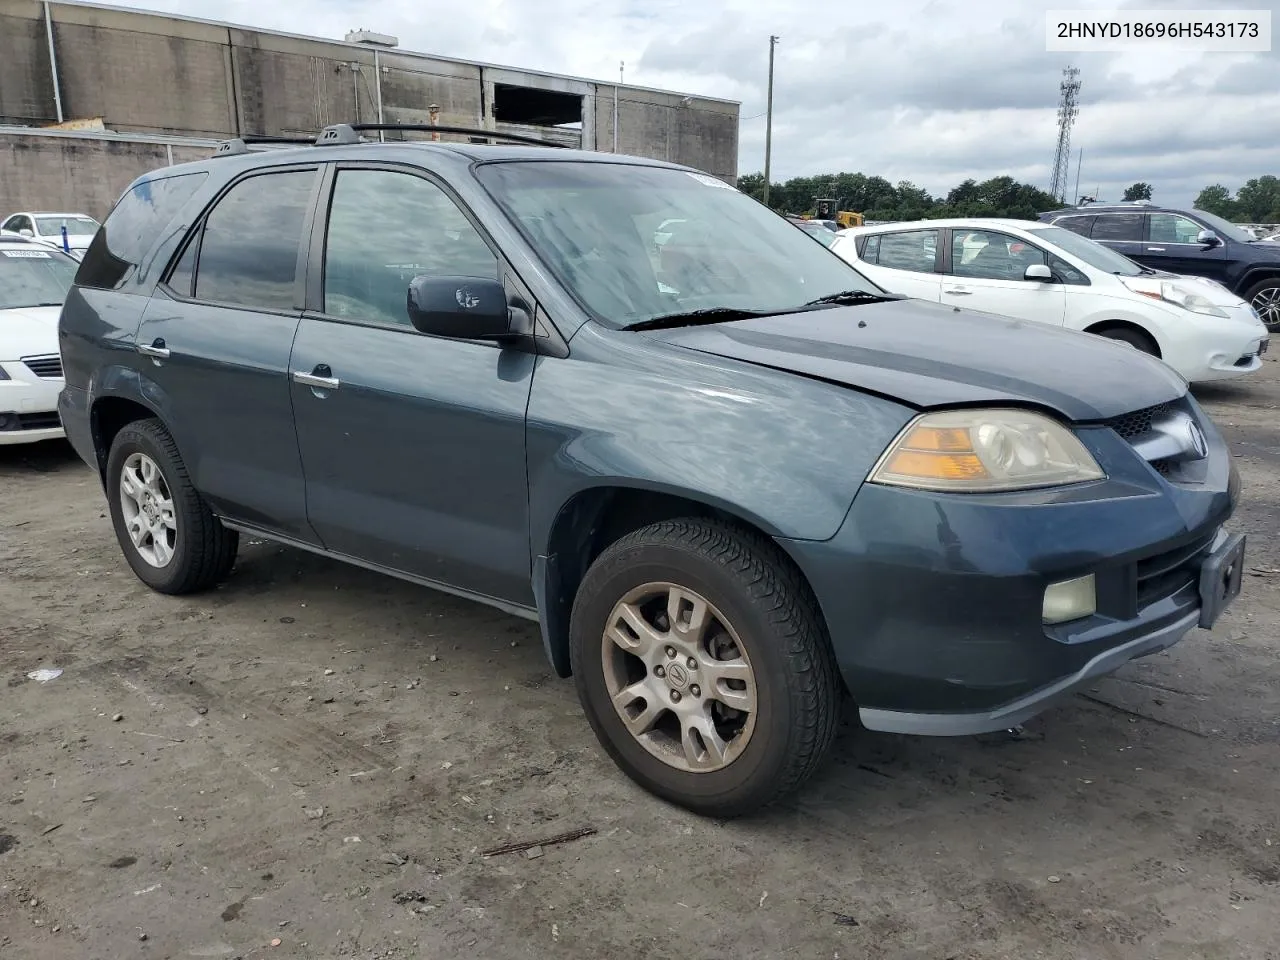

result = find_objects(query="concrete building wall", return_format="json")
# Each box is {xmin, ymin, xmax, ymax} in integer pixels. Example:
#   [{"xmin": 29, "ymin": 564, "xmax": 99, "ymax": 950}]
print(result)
[
  {"xmin": 594, "ymin": 87, "xmax": 738, "ymax": 181},
  {"xmin": 0, "ymin": 3, "xmax": 59, "ymax": 125}
]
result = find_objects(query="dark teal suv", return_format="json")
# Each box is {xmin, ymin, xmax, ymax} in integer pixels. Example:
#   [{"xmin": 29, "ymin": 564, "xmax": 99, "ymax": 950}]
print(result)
[{"xmin": 57, "ymin": 126, "xmax": 1246, "ymax": 816}]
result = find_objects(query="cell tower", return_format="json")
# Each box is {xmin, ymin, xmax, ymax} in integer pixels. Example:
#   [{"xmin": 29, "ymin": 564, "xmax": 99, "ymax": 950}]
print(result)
[{"xmin": 1049, "ymin": 66, "xmax": 1081, "ymax": 204}]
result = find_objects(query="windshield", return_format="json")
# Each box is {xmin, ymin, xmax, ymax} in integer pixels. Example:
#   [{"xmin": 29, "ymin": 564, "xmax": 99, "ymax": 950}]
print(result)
[
  {"xmin": 475, "ymin": 161, "xmax": 881, "ymax": 327},
  {"xmin": 793, "ymin": 221, "xmax": 838, "ymax": 247},
  {"xmin": 1027, "ymin": 225, "xmax": 1146, "ymax": 276},
  {"xmin": 1187, "ymin": 209, "xmax": 1253, "ymax": 244},
  {"xmin": 0, "ymin": 247, "xmax": 78, "ymax": 308},
  {"xmin": 35, "ymin": 215, "xmax": 99, "ymax": 237}
]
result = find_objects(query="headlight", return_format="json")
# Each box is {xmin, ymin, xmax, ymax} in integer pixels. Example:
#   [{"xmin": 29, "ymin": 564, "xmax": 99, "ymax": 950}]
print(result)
[
  {"xmin": 869, "ymin": 409, "xmax": 1105, "ymax": 492},
  {"xmin": 1123, "ymin": 279, "xmax": 1228, "ymax": 318}
]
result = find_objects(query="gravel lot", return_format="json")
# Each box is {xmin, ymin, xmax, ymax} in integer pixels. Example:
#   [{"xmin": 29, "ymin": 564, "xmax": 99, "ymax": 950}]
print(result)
[{"xmin": 3, "ymin": 358, "xmax": 1279, "ymax": 960}]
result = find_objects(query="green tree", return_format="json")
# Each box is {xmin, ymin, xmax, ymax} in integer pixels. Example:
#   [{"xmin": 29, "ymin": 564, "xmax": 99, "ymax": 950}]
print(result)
[
  {"xmin": 1234, "ymin": 175, "xmax": 1280, "ymax": 222},
  {"xmin": 1122, "ymin": 182, "xmax": 1153, "ymax": 201},
  {"xmin": 1194, "ymin": 184, "xmax": 1237, "ymax": 219}
]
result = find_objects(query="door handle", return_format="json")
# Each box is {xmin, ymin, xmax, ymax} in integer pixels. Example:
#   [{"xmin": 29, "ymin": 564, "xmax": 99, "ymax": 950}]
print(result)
[
  {"xmin": 1147, "ymin": 247, "xmax": 1166, "ymax": 252},
  {"xmin": 293, "ymin": 365, "xmax": 340, "ymax": 391},
  {"xmin": 943, "ymin": 287, "xmax": 971, "ymax": 296},
  {"xmin": 137, "ymin": 338, "xmax": 170, "ymax": 359}
]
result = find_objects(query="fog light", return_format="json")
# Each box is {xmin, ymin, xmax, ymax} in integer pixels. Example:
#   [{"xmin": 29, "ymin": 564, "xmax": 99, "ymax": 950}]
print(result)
[
  {"xmin": 1043, "ymin": 574, "xmax": 1096, "ymax": 624},
  {"xmin": 0, "ymin": 412, "xmax": 17, "ymax": 431}
]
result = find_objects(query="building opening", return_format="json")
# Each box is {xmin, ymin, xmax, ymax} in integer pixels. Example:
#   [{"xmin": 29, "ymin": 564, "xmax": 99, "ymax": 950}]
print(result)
[{"xmin": 492, "ymin": 84, "xmax": 582, "ymax": 128}]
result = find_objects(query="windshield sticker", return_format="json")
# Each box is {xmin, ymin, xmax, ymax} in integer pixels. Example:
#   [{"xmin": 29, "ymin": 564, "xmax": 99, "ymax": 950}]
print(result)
[
  {"xmin": 685, "ymin": 172, "xmax": 736, "ymax": 190},
  {"xmin": 2, "ymin": 250, "xmax": 51, "ymax": 258}
]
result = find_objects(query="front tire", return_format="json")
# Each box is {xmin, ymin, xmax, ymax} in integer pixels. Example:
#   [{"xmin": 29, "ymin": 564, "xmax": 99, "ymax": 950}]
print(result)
[
  {"xmin": 570, "ymin": 519, "xmax": 840, "ymax": 817},
  {"xmin": 1096, "ymin": 324, "xmax": 1158, "ymax": 355},
  {"xmin": 1244, "ymin": 278, "xmax": 1280, "ymax": 331},
  {"xmin": 105, "ymin": 418, "xmax": 238, "ymax": 594}
]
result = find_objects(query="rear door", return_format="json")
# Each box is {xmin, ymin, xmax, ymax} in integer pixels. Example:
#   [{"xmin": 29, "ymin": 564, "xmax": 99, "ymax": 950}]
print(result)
[
  {"xmin": 289, "ymin": 163, "xmax": 536, "ymax": 605},
  {"xmin": 849, "ymin": 228, "xmax": 942, "ymax": 301},
  {"xmin": 1087, "ymin": 212, "xmax": 1146, "ymax": 263},
  {"xmin": 941, "ymin": 229, "xmax": 1066, "ymax": 325},
  {"xmin": 1143, "ymin": 211, "xmax": 1229, "ymax": 282},
  {"xmin": 138, "ymin": 165, "xmax": 321, "ymax": 543}
]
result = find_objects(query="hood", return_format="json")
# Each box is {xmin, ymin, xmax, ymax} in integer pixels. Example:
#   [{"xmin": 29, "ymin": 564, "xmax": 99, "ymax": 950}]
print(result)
[
  {"xmin": 646, "ymin": 299, "xmax": 1186, "ymax": 422},
  {"xmin": 0, "ymin": 305, "xmax": 62, "ymax": 359}
]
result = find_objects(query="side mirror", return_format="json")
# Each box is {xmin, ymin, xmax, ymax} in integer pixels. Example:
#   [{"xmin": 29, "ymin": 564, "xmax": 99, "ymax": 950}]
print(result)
[
  {"xmin": 1196, "ymin": 229, "xmax": 1220, "ymax": 247},
  {"xmin": 18, "ymin": 228, "xmax": 34, "ymax": 238},
  {"xmin": 1024, "ymin": 263, "xmax": 1054, "ymax": 282},
  {"xmin": 406, "ymin": 276, "xmax": 530, "ymax": 341}
]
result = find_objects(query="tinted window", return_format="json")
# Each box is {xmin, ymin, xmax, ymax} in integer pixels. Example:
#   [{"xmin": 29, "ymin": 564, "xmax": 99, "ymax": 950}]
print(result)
[
  {"xmin": 1148, "ymin": 213, "xmax": 1204, "ymax": 244},
  {"xmin": 167, "ymin": 233, "xmax": 198, "ymax": 298},
  {"xmin": 193, "ymin": 170, "xmax": 315, "ymax": 311},
  {"xmin": 870, "ymin": 230, "xmax": 938, "ymax": 272},
  {"xmin": 951, "ymin": 230, "xmax": 1046, "ymax": 280},
  {"xmin": 1054, "ymin": 215, "xmax": 1094, "ymax": 236},
  {"xmin": 860, "ymin": 234, "xmax": 881, "ymax": 262},
  {"xmin": 77, "ymin": 172, "xmax": 208, "ymax": 290},
  {"xmin": 323, "ymin": 169, "xmax": 497, "ymax": 326},
  {"xmin": 1090, "ymin": 213, "xmax": 1144, "ymax": 242}
]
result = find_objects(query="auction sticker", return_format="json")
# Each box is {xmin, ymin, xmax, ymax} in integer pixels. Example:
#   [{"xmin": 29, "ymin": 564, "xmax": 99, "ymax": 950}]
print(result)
[{"xmin": 686, "ymin": 172, "xmax": 735, "ymax": 189}]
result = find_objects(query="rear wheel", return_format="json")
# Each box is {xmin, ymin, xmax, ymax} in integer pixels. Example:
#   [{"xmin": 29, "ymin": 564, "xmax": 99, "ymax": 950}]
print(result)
[
  {"xmin": 1244, "ymin": 278, "xmax": 1280, "ymax": 330},
  {"xmin": 570, "ymin": 519, "xmax": 840, "ymax": 817},
  {"xmin": 105, "ymin": 418, "xmax": 238, "ymax": 594},
  {"xmin": 1095, "ymin": 324, "xmax": 1158, "ymax": 355}
]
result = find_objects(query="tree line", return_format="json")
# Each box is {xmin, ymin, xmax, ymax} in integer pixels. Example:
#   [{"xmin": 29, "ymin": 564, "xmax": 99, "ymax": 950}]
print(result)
[{"xmin": 738, "ymin": 171, "xmax": 1279, "ymax": 223}]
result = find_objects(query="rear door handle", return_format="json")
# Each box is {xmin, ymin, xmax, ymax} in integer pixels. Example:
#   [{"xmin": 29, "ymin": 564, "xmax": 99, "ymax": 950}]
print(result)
[
  {"xmin": 943, "ymin": 287, "xmax": 971, "ymax": 296},
  {"xmin": 293, "ymin": 364, "xmax": 340, "ymax": 391},
  {"xmin": 137, "ymin": 338, "xmax": 170, "ymax": 359},
  {"xmin": 1147, "ymin": 246, "xmax": 1166, "ymax": 252}
]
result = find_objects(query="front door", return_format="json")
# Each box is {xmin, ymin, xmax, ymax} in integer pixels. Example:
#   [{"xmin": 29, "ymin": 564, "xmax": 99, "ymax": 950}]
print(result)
[
  {"xmin": 290, "ymin": 165, "xmax": 535, "ymax": 606},
  {"xmin": 1143, "ymin": 212, "xmax": 1230, "ymax": 283},
  {"xmin": 941, "ymin": 229, "xmax": 1066, "ymax": 325},
  {"xmin": 136, "ymin": 166, "xmax": 320, "ymax": 542}
]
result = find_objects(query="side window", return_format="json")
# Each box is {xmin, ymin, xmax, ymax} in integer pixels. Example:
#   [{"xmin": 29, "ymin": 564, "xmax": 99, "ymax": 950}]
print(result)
[
  {"xmin": 167, "ymin": 233, "xmax": 198, "ymax": 298},
  {"xmin": 1049, "ymin": 255, "xmax": 1088, "ymax": 285},
  {"xmin": 873, "ymin": 230, "xmax": 938, "ymax": 272},
  {"xmin": 859, "ymin": 233, "xmax": 881, "ymax": 263},
  {"xmin": 951, "ymin": 231, "xmax": 1045, "ymax": 280},
  {"xmin": 77, "ymin": 172, "xmax": 208, "ymax": 291},
  {"xmin": 1054, "ymin": 215, "xmax": 1094, "ymax": 237},
  {"xmin": 192, "ymin": 170, "xmax": 315, "ymax": 311},
  {"xmin": 1090, "ymin": 213, "xmax": 1144, "ymax": 242},
  {"xmin": 1148, "ymin": 214, "xmax": 1203, "ymax": 244},
  {"xmin": 323, "ymin": 169, "xmax": 498, "ymax": 326}
]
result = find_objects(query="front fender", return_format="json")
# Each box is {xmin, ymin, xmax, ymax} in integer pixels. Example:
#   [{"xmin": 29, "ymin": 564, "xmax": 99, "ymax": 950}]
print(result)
[{"xmin": 526, "ymin": 322, "xmax": 915, "ymax": 556}]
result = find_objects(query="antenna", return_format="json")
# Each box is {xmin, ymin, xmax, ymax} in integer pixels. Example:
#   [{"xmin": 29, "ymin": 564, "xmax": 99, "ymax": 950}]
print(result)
[{"xmin": 1048, "ymin": 65, "xmax": 1081, "ymax": 204}]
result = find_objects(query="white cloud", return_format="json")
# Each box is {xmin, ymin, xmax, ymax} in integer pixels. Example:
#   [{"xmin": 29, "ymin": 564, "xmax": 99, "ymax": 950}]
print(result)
[{"xmin": 111, "ymin": 0, "xmax": 1279, "ymax": 208}]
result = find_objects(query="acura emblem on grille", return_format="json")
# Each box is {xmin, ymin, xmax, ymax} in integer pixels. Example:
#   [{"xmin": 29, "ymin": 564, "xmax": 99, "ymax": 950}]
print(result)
[{"xmin": 1129, "ymin": 410, "xmax": 1210, "ymax": 464}]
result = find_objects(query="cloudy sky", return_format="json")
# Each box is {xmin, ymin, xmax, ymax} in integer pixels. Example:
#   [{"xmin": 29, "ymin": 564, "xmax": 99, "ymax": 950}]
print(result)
[{"xmin": 113, "ymin": 0, "xmax": 1277, "ymax": 208}]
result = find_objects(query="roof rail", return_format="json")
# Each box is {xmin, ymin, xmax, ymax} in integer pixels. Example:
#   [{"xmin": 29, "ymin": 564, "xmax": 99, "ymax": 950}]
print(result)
[
  {"xmin": 315, "ymin": 123, "xmax": 570, "ymax": 148},
  {"xmin": 215, "ymin": 135, "xmax": 318, "ymax": 157}
]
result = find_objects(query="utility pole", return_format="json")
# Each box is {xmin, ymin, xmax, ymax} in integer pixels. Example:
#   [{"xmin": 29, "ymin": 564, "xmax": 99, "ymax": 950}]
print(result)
[
  {"xmin": 763, "ymin": 35, "xmax": 778, "ymax": 207},
  {"xmin": 1073, "ymin": 147, "xmax": 1082, "ymax": 206},
  {"xmin": 614, "ymin": 61, "xmax": 623, "ymax": 153}
]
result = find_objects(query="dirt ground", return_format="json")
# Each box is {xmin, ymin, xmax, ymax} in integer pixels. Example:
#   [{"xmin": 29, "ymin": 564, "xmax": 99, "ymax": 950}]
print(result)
[{"xmin": 3, "ymin": 360, "xmax": 1279, "ymax": 960}]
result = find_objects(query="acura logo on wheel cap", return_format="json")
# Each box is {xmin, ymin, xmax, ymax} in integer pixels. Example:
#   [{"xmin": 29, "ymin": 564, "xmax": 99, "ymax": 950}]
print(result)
[{"xmin": 665, "ymin": 663, "xmax": 689, "ymax": 688}]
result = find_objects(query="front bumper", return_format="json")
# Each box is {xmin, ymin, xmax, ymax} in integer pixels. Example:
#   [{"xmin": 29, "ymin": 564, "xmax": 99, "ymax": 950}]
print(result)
[
  {"xmin": 0, "ymin": 359, "xmax": 64, "ymax": 445},
  {"xmin": 1166, "ymin": 304, "xmax": 1270, "ymax": 382},
  {"xmin": 781, "ymin": 418, "xmax": 1239, "ymax": 736}
]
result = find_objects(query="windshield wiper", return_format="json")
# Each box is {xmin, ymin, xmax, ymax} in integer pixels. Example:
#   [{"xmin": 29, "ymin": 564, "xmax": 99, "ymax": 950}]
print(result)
[
  {"xmin": 626, "ymin": 307, "xmax": 781, "ymax": 331},
  {"xmin": 803, "ymin": 290, "xmax": 897, "ymax": 307}
]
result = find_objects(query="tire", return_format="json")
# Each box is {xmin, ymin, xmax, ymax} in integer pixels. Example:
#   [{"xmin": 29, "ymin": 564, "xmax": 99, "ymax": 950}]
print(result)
[
  {"xmin": 1243, "ymin": 278, "xmax": 1280, "ymax": 331},
  {"xmin": 105, "ymin": 418, "xmax": 238, "ymax": 594},
  {"xmin": 1096, "ymin": 325, "xmax": 1158, "ymax": 355},
  {"xmin": 570, "ymin": 519, "xmax": 840, "ymax": 817}
]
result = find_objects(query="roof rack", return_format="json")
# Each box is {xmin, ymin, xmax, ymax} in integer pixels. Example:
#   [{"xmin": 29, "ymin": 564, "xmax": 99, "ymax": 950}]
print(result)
[
  {"xmin": 315, "ymin": 123, "xmax": 569, "ymax": 148},
  {"xmin": 215, "ymin": 135, "xmax": 319, "ymax": 157}
]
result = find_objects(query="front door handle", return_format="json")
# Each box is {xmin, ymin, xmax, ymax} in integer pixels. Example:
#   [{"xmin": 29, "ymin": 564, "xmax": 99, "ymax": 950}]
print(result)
[
  {"xmin": 1147, "ymin": 246, "xmax": 1166, "ymax": 252},
  {"xmin": 137, "ymin": 338, "xmax": 170, "ymax": 359},
  {"xmin": 293, "ymin": 364, "xmax": 340, "ymax": 391},
  {"xmin": 943, "ymin": 287, "xmax": 971, "ymax": 296}
]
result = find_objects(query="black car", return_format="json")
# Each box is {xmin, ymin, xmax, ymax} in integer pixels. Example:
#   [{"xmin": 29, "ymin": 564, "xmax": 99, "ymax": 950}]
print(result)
[{"xmin": 1038, "ymin": 201, "xmax": 1280, "ymax": 331}]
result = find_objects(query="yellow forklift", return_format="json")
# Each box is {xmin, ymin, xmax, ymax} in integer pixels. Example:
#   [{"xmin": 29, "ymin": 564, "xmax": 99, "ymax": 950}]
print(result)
[{"xmin": 809, "ymin": 198, "xmax": 863, "ymax": 230}]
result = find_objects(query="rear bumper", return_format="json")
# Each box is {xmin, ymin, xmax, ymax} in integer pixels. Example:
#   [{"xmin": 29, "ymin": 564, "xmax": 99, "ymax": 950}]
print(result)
[{"xmin": 780, "ymin": 425, "xmax": 1238, "ymax": 735}]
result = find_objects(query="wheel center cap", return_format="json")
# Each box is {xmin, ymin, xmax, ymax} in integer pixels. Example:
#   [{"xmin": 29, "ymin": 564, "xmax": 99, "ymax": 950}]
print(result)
[{"xmin": 665, "ymin": 662, "xmax": 689, "ymax": 689}]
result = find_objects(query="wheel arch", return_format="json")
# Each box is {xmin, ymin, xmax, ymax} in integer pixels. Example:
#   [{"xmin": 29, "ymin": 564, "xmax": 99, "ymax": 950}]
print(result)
[
  {"xmin": 1240, "ymin": 267, "xmax": 1280, "ymax": 292},
  {"xmin": 90, "ymin": 394, "xmax": 166, "ymax": 480},
  {"xmin": 532, "ymin": 484, "xmax": 819, "ymax": 679},
  {"xmin": 1083, "ymin": 318, "xmax": 1162, "ymax": 358}
]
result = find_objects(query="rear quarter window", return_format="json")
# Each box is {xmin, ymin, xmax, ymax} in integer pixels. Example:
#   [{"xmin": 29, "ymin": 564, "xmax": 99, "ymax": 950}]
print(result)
[{"xmin": 76, "ymin": 171, "xmax": 209, "ymax": 291}]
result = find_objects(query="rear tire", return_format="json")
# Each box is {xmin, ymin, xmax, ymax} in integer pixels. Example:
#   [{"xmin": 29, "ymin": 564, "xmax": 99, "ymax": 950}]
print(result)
[
  {"xmin": 570, "ymin": 519, "xmax": 840, "ymax": 817},
  {"xmin": 1095, "ymin": 324, "xmax": 1158, "ymax": 355},
  {"xmin": 105, "ymin": 418, "xmax": 238, "ymax": 594}
]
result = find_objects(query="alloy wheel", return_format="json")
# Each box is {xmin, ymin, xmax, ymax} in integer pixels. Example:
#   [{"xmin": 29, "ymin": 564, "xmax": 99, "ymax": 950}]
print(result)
[
  {"xmin": 1251, "ymin": 285, "xmax": 1280, "ymax": 328},
  {"xmin": 119, "ymin": 452, "xmax": 177, "ymax": 567}
]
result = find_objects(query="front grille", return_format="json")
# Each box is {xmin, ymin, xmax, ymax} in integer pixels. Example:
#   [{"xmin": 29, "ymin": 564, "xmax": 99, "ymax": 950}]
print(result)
[
  {"xmin": 1104, "ymin": 402, "xmax": 1172, "ymax": 441},
  {"xmin": 21, "ymin": 354, "xmax": 63, "ymax": 379},
  {"xmin": 1135, "ymin": 531, "xmax": 1216, "ymax": 609}
]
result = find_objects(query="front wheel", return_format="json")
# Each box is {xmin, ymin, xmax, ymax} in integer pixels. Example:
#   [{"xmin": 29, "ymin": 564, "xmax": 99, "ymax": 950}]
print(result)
[
  {"xmin": 1244, "ymin": 278, "xmax": 1280, "ymax": 331},
  {"xmin": 570, "ymin": 519, "xmax": 840, "ymax": 817},
  {"xmin": 105, "ymin": 418, "xmax": 238, "ymax": 594},
  {"xmin": 1096, "ymin": 325, "xmax": 1158, "ymax": 355}
]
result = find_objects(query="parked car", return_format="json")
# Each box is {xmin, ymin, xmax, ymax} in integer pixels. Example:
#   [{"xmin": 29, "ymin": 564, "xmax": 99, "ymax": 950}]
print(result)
[
  {"xmin": 60, "ymin": 130, "xmax": 1244, "ymax": 816},
  {"xmin": 830, "ymin": 218, "xmax": 1268, "ymax": 383},
  {"xmin": 1037, "ymin": 201, "xmax": 1280, "ymax": 332},
  {"xmin": 1, "ymin": 211, "xmax": 100, "ymax": 261},
  {"xmin": 787, "ymin": 217, "xmax": 839, "ymax": 247},
  {"xmin": 0, "ymin": 235, "xmax": 75, "ymax": 444}
]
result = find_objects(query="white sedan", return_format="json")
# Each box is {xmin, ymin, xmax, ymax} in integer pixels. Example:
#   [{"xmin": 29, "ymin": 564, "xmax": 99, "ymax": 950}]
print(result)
[
  {"xmin": 0, "ymin": 236, "xmax": 77, "ymax": 444},
  {"xmin": 1, "ymin": 211, "xmax": 100, "ymax": 261},
  {"xmin": 831, "ymin": 218, "xmax": 1270, "ymax": 383}
]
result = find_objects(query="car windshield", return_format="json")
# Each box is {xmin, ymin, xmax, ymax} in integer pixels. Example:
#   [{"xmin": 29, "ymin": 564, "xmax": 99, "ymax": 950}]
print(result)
[
  {"xmin": 1187, "ymin": 209, "xmax": 1254, "ymax": 244},
  {"xmin": 1027, "ymin": 225, "xmax": 1146, "ymax": 276},
  {"xmin": 0, "ymin": 247, "xmax": 78, "ymax": 308},
  {"xmin": 475, "ymin": 161, "xmax": 882, "ymax": 328},
  {"xmin": 35, "ymin": 215, "xmax": 99, "ymax": 237}
]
